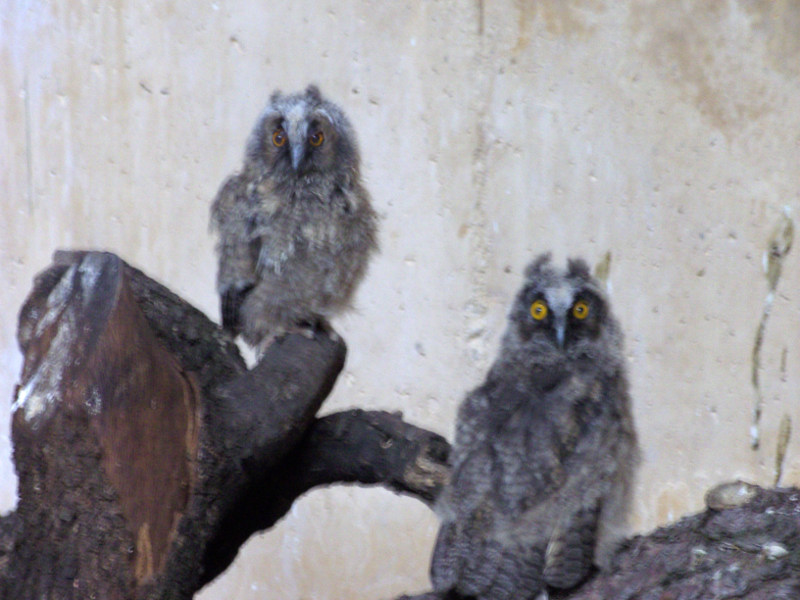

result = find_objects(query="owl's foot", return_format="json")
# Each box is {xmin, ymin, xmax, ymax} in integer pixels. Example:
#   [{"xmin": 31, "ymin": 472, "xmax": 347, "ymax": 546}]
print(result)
[
  {"xmin": 254, "ymin": 331, "xmax": 282, "ymax": 359},
  {"xmin": 294, "ymin": 320, "xmax": 319, "ymax": 339},
  {"xmin": 296, "ymin": 317, "xmax": 339, "ymax": 341}
]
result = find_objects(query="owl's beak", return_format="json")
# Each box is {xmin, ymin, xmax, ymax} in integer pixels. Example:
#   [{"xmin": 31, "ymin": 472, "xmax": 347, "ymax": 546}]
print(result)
[
  {"xmin": 291, "ymin": 144, "xmax": 305, "ymax": 171},
  {"xmin": 554, "ymin": 319, "xmax": 566, "ymax": 349}
]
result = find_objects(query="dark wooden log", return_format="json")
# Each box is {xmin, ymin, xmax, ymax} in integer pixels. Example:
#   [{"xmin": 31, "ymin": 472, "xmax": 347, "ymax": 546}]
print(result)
[
  {"xmin": 1, "ymin": 251, "xmax": 450, "ymax": 600},
  {"xmin": 401, "ymin": 483, "xmax": 800, "ymax": 600},
  {"xmin": 9, "ymin": 251, "xmax": 202, "ymax": 600},
  {"xmin": 200, "ymin": 408, "xmax": 451, "ymax": 587},
  {"xmin": 557, "ymin": 483, "xmax": 800, "ymax": 600}
]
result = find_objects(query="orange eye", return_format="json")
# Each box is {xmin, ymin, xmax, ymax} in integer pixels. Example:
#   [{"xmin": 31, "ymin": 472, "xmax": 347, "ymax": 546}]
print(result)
[
  {"xmin": 572, "ymin": 300, "xmax": 589, "ymax": 320},
  {"xmin": 309, "ymin": 130, "xmax": 324, "ymax": 147},
  {"xmin": 272, "ymin": 129, "xmax": 287, "ymax": 147},
  {"xmin": 530, "ymin": 299, "xmax": 548, "ymax": 321}
]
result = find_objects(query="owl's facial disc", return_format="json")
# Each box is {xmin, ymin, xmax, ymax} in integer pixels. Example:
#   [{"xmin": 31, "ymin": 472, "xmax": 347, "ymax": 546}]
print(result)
[
  {"xmin": 282, "ymin": 116, "xmax": 329, "ymax": 173},
  {"xmin": 525, "ymin": 285, "xmax": 600, "ymax": 350}
]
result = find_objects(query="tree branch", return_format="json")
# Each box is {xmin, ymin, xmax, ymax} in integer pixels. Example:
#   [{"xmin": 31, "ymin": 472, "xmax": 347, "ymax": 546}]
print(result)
[{"xmin": 200, "ymin": 409, "xmax": 450, "ymax": 587}]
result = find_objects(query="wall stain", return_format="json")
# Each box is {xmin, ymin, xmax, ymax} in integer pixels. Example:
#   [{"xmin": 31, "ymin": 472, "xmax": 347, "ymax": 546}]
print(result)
[
  {"xmin": 135, "ymin": 522, "xmax": 153, "ymax": 582},
  {"xmin": 593, "ymin": 250, "xmax": 612, "ymax": 290},
  {"xmin": 774, "ymin": 413, "xmax": 791, "ymax": 486},
  {"xmin": 743, "ymin": 0, "xmax": 800, "ymax": 79},
  {"xmin": 780, "ymin": 346, "xmax": 787, "ymax": 382},
  {"xmin": 750, "ymin": 208, "xmax": 794, "ymax": 449},
  {"xmin": 629, "ymin": 1, "xmax": 777, "ymax": 137},
  {"xmin": 512, "ymin": 0, "xmax": 600, "ymax": 53},
  {"xmin": 24, "ymin": 73, "xmax": 33, "ymax": 214}
]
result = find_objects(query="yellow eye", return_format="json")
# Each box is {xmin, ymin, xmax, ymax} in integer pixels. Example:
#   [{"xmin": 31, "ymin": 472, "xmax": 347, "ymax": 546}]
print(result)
[
  {"xmin": 530, "ymin": 299, "xmax": 548, "ymax": 321},
  {"xmin": 272, "ymin": 129, "xmax": 287, "ymax": 147},
  {"xmin": 309, "ymin": 130, "xmax": 324, "ymax": 147},
  {"xmin": 572, "ymin": 300, "xmax": 589, "ymax": 320}
]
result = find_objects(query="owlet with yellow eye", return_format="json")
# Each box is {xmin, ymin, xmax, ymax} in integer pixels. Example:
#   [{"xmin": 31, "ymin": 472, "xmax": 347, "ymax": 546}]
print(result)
[
  {"xmin": 210, "ymin": 85, "xmax": 378, "ymax": 349},
  {"xmin": 426, "ymin": 253, "xmax": 639, "ymax": 600}
]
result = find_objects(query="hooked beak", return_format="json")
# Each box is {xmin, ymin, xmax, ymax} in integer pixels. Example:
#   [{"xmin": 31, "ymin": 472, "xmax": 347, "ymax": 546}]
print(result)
[
  {"xmin": 554, "ymin": 317, "xmax": 566, "ymax": 349},
  {"xmin": 290, "ymin": 143, "xmax": 305, "ymax": 171}
]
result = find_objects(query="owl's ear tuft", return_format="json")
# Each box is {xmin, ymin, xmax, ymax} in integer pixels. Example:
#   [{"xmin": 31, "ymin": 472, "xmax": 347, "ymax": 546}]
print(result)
[
  {"xmin": 305, "ymin": 84, "xmax": 323, "ymax": 103},
  {"xmin": 567, "ymin": 258, "xmax": 591, "ymax": 280},
  {"xmin": 524, "ymin": 253, "xmax": 553, "ymax": 279},
  {"xmin": 269, "ymin": 89, "xmax": 283, "ymax": 104}
]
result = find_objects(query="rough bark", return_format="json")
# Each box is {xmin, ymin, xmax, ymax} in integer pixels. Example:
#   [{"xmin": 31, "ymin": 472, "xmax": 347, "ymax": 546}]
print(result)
[
  {"xmin": 555, "ymin": 483, "xmax": 800, "ymax": 600},
  {"xmin": 1, "ymin": 251, "xmax": 449, "ymax": 599},
  {"xmin": 400, "ymin": 485, "xmax": 800, "ymax": 600}
]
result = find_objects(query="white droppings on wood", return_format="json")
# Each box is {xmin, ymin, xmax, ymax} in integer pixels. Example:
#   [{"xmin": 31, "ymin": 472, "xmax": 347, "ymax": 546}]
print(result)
[
  {"xmin": 85, "ymin": 386, "xmax": 103, "ymax": 416},
  {"xmin": 761, "ymin": 542, "xmax": 788, "ymax": 561},
  {"xmin": 12, "ymin": 266, "xmax": 81, "ymax": 423},
  {"xmin": 12, "ymin": 313, "xmax": 77, "ymax": 422},
  {"xmin": 33, "ymin": 264, "xmax": 76, "ymax": 339},
  {"xmin": 77, "ymin": 254, "xmax": 105, "ymax": 304}
]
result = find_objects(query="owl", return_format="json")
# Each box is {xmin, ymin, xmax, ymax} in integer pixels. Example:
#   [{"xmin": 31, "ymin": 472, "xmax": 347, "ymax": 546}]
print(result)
[
  {"xmin": 210, "ymin": 85, "xmax": 378, "ymax": 348},
  {"xmin": 430, "ymin": 254, "xmax": 638, "ymax": 600}
]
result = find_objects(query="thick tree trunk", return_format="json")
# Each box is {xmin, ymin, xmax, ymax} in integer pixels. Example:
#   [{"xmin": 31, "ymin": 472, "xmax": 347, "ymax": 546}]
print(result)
[{"xmin": 0, "ymin": 251, "xmax": 449, "ymax": 599}]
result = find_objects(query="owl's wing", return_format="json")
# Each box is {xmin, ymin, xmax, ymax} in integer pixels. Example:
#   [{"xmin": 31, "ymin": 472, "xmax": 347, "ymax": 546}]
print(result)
[
  {"xmin": 542, "ymin": 375, "xmax": 632, "ymax": 589},
  {"xmin": 543, "ymin": 501, "xmax": 600, "ymax": 589},
  {"xmin": 431, "ymin": 513, "xmax": 545, "ymax": 599},
  {"xmin": 431, "ymin": 402, "xmax": 497, "ymax": 595},
  {"xmin": 431, "ymin": 387, "xmax": 547, "ymax": 599},
  {"xmin": 430, "ymin": 518, "xmax": 464, "ymax": 591},
  {"xmin": 471, "ymin": 542, "xmax": 543, "ymax": 600},
  {"xmin": 431, "ymin": 446, "xmax": 494, "ymax": 592},
  {"xmin": 210, "ymin": 174, "xmax": 259, "ymax": 334},
  {"xmin": 219, "ymin": 283, "xmax": 254, "ymax": 334}
]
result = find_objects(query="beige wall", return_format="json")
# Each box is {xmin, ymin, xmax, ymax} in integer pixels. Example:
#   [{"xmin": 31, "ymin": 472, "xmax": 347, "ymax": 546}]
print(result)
[{"xmin": 2, "ymin": 1, "xmax": 799, "ymax": 597}]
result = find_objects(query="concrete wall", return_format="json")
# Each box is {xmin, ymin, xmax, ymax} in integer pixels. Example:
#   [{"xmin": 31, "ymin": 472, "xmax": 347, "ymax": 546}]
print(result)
[{"xmin": 2, "ymin": 1, "xmax": 799, "ymax": 597}]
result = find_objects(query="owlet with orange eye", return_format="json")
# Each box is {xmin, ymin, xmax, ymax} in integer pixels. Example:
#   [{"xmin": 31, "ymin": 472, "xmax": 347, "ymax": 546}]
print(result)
[
  {"xmin": 429, "ymin": 254, "xmax": 638, "ymax": 600},
  {"xmin": 210, "ymin": 84, "xmax": 378, "ymax": 351}
]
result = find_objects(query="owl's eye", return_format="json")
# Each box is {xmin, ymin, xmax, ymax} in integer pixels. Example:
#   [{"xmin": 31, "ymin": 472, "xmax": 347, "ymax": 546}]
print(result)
[
  {"xmin": 272, "ymin": 129, "xmax": 287, "ymax": 147},
  {"xmin": 530, "ymin": 299, "xmax": 548, "ymax": 321},
  {"xmin": 309, "ymin": 130, "xmax": 324, "ymax": 147},
  {"xmin": 572, "ymin": 300, "xmax": 590, "ymax": 320}
]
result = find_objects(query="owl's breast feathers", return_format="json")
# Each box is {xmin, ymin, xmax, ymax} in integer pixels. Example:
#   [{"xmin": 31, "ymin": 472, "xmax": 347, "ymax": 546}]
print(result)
[
  {"xmin": 473, "ymin": 365, "xmax": 617, "ymax": 483},
  {"xmin": 210, "ymin": 174, "xmax": 259, "ymax": 332},
  {"xmin": 435, "ymin": 370, "xmax": 619, "ymax": 593}
]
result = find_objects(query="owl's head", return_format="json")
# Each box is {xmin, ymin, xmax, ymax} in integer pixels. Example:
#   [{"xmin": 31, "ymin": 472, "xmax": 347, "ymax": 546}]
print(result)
[
  {"xmin": 505, "ymin": 253, "xmax": 622, "ymax": 364},
  {"xmin": 246, "ymin": 85, "xmax": 360, "ymax": 183}
]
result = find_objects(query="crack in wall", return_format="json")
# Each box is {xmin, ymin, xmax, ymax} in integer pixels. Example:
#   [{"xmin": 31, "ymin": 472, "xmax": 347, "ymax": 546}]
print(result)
[
  {"xmin": 24, "ymin": 73, "xmax": 33, "ymax": 214},
  {"xmin": 750, "ymin": 207, "xmax": 794, "ymax": 450},
  {"xmin": 462, "ymin": 15, "xmax": 495, "ymax": 369}
]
